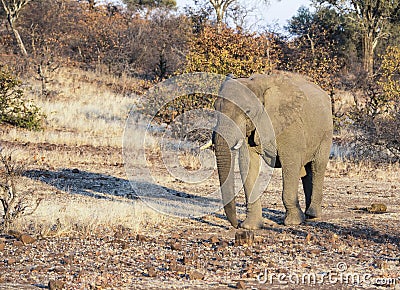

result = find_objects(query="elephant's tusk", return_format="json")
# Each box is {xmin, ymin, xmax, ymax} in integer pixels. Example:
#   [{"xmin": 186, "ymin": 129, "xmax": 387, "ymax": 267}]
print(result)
[
  {"xmin": 200, "ymin": 140, "xmax": 213, "ymax": 150},
  {"xmin": 232, "ymin": 139, "xmax": 244, "ymax": 150}
]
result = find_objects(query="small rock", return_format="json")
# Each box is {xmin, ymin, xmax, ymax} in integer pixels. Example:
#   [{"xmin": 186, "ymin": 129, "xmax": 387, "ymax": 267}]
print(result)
[
  {"xmin": 8, "ymin": 230, "xmax": 22, "ymax": 240},
  {"xmin": 48, "ymin": 279, "xmax": 65, "ymax": 290},
  {"xmin": 13, "ymin": 240, "xmax": 24, "ymax": 247},
  {"xmin": 120, "ymin": 241, "xmax": 129, "ymax": 250},
  {"xmin": 267, "ymin": 261, "xmax": 277, "ymax": 268},
  {"xmin": 60, "ymin": 258, "xmax": 71, "ymax": 265},
  {"xmin": 20, "ymin": 234, "xmax": 36, "ymax": 244},
  {"xmin": 169, "ymin": 260, "xmax": 177, "ymax": 270},
  {"xmin": 183, "ymin": 256, "xmax": 191, "ymax": 265},
  {"xmin": 301, "ymin": 263, "xmax": 311, "ymax": 269},
  {"xmin": 243, "ymin": 265, "xmax": 254, "ymax": 278},
  {"xmin": 305, "ymin": 232, "xmax": 312, "ymax": 243},
  {"xmin": 236, "ymin": 280, "xmax": 246, "ymax": 289},
  {"xmin": 219, "ymin": 240, "xmax": 229, "ymax": 248},
  {"xmin": 170, "ymin": 233, "xmax": 180, "ymax": 239},
  {"xmin": 375, "ymin": 259, "xmax": 388, "ymax": 270},
  {"xmin": 210, "ymin": 236, "xmax": 219, "ymax": 244},
  {"xmin": 330, "ymin": 233, "xmax": 338, "ymax": 243},
  {"xmin": 54, "ymin": 267, "xmax": 66, "ymax": 273},
  {"xmin": 171, "ymin": 242, "xmax": 182, "ymax": 251},
  {"xmin": 147, "ymin": 267, "xmax": 157, "ymax": 277},
  {"xmin": 0, "ymin": 243, "xmax": 5, "ymax": 251},
  {"xmin": 71, "ymin": 168, "xmax": 80, "ymax": 174},
  {"xmin": 235, "ymin": 230, "xmax": 254, "ymax": 247},
  {"xmin": 174, "ymin": 264, "xmax": 186, "ymax": 275},
  {"xmin": 202, "ymin": 242, "xmax": 212, "ymax": 248},
  {"xmin": 7, "ymin": 258, "xmax": 16, "ymax": 265},
  {"xmin": 244, "ymin": 248, "xmax": 252, "ymax": 256},
  {"xmin": 136, "ymin": 234, "xmax": 147, "ymax": 242},
  {"xmin": 367, "ymin": 203, "xmax": 387, "ymax": 213},
  {"xmin": 310, "ymin": 249, "xmax": 321, "ymax": 255},
  {"xmin": 188, "ymin": 270, "xmax": 204, "ymax": 280}
]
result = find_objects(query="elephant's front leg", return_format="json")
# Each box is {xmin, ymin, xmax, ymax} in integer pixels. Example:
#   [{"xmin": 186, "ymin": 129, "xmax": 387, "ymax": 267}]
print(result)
[
  {"xmin": 239, "ymin": 145, "xmax": 263, "ymax": 230},
  {"xmin": 281, "ymin": 158, "xmax": 305, "ymax": 226}
]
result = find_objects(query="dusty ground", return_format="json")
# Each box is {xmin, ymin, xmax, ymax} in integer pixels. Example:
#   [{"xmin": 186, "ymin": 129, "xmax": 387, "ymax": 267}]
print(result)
[{"xmin": 0, "ymin": 139, "xmax": 399, "ymax": 290}]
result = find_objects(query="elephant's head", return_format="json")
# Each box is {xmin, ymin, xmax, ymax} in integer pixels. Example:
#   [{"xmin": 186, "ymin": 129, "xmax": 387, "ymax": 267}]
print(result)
[{"xmin": 212, "ymin": 77, "xmax": 276, "ymax": 228}]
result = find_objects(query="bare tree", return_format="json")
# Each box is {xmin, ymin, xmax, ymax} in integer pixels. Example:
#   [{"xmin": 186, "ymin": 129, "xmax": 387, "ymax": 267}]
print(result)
[
  {"xmin": 1, "ymin": 0, "xmax": 32, "ymax": 56},
  {"xmin": 209, "ymin": 0, "xmax": 235, "ymax": 31},
  {"xmin": 87, "ymin": 0, "xmax": 95, "ymax": 9},
  {"xmin": 207, "ymin": 0, "xmax": 270, "ymax": 32}
]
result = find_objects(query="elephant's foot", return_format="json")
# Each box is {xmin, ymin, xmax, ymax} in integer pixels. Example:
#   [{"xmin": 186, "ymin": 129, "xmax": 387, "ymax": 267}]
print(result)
[
  {"xmin": 225, "ymin": 213, "xmax": 239, "ymax": 228},
  {"xmin": 239, "ymin": 217, "xmax": 263, "ymax": 230},
  {"xmin": 284, "ymin": 209, "xmax": 305, "ymax": 226},
  {"xmin": 228, "ymin": 219, "xmax": 239, "ymax": 229},
  {"xmin": 305, "ymin": 206, "xmax": 322, "ymax": 222}
]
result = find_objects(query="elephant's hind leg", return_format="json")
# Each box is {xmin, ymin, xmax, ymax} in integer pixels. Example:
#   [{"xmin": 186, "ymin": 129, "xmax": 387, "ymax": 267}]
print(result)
[
  {"xmin": 305, "ymin": 142, "xmax": 330, "ymax": 220},
  {"xmin": 281, "ymin": 161, "xmax": 305, "ymax": 226},
  {"xmin": 301, "ymin": 162, "xmax": 313, "ymax": 214}
]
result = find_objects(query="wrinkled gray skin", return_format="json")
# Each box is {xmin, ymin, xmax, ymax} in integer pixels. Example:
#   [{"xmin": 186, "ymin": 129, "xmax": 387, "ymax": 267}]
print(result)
[{"xmin": 213, "ymin": 72, "xmax": 333, "ymax": 229}]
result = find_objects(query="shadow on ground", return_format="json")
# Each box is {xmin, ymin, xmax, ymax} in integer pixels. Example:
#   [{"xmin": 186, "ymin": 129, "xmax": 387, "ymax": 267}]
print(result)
[
  {"xmin": 261, "ymin": 207, "xmax": 400, "ymax": 250},
  {"xmin": 24, "ymin": 168, "xmax": 224, "ymax": 219},
  {"xmin": 24, "ymin": 169, "xmax": 133, "ymax": 200},
  {"xmin": 24, "ymin": 169, "xmax": 400, "ymax": 250}
]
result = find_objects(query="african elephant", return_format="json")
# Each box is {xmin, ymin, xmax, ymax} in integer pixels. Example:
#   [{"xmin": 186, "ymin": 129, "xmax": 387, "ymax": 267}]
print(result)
[{"xmin": 212, "ymin": 71, "xmax": 333, "ymax": 229}]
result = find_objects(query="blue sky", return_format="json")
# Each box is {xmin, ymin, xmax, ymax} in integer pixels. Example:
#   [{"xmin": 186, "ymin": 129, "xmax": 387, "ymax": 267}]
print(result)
[
  {"xmin": 175, "ymin": 0, "xmax": 312, "ymax": 28},
  {"xmin": 104, "ymin": 0, "xmax": 312, "ymax": 29}
]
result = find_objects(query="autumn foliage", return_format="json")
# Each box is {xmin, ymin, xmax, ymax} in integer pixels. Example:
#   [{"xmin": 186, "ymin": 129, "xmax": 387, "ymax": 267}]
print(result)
[{"xmin": 185, "ymin": 25, "xmax": 281, "ymax": 76}]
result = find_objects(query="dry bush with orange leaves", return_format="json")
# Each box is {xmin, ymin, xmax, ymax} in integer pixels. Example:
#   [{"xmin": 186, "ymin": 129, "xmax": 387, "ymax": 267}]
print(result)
[{"xmin": 184, "ymin": 25, "xmax": 281, "ymax": 77}]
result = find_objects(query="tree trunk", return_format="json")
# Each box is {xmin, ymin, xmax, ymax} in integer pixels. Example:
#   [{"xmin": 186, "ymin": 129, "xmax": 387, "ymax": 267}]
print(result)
[
  {"xmin": 10, "ymin": 25, "xmax": 28, "ymax": 56},
  {"xmin": 362, "ymin": 32, "xmax": 374, "ymax": 76},
  {"xmin": 306, "ymin": 33, "xmax": 316, "ymax": 65},
  {"xmin": 215, "ymin": 7, "xmax": 223, "ymax": 33},
  {"xmin": 87, "ymin": 0, "xmax": 95, "ymax": 10},
  {"xmin": 5, "ymin": 13, "xmax": 28, "ymax": 56}
]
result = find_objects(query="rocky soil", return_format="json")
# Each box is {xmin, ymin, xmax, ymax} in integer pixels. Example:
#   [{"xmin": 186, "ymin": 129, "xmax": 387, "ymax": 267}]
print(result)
[{"xmin": 0, "ymin": 141, "xmax": 399, "ymax": 289}]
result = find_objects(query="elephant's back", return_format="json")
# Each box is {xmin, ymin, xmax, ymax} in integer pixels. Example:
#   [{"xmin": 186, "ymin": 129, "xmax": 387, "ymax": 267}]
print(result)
[
  {"xmin": 242, "ymin": 71, "xmax": 332, "ymax": 137},
  {"xmin": 247, "ymin": 71, "xmax": 330, "ymax": 109}
]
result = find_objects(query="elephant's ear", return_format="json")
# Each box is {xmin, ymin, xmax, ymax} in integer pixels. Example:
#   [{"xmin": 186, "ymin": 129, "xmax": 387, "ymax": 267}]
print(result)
[
  {"xmin": 244, "ymin": 73, "xmax": 308, "ymax": 138},
  {"xmin": 234, "ymin": 75, "xmax": 277, "ymax": 158}
]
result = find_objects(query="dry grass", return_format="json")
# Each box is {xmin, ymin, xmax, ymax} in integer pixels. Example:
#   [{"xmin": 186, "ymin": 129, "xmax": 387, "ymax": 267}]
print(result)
[
  {"xmin": 0, "ymin": 67, "xmax": 169, "ymax": 236},
  {"xmin": 13, "ymin": 199, "xmax": 168, "ymax": 237},
  {"xmin": 178, "ymin": 152, "xmax": 202, "ymax": 171},
  {"xmin": 1, "ymin": 67, "xmax": 138, "ymax": 148},
  {"xmin": 327, "ymin": 157, "xmax": 400, "ymax": 181}
]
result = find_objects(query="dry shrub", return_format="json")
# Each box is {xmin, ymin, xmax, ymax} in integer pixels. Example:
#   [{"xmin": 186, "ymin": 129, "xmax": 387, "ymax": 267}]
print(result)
[
  {"xmin": 0, "ymin": 148, "xmax": 41, "ymax": 231},
  {"xmin": 184, "ymin": 25, "xmax": 281, "ymax": 76},
  {"xmin": 346, "ymin": 46, "xmax": 400, "ymax": 162}
]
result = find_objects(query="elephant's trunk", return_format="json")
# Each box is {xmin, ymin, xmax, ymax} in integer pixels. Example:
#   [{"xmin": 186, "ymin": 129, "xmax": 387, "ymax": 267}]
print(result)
[{"xmin": 213, "ymin": 132, "xmax": 238, "ymax": 228}]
